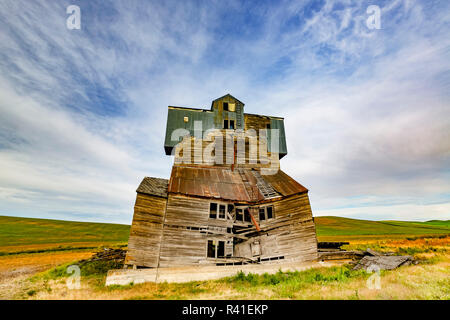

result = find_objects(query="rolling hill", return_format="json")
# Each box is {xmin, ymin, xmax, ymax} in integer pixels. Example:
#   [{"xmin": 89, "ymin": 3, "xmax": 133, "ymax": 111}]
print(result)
[{"xmin": 0, "ymin": 215, "xmax": 448, "ymax": 253}]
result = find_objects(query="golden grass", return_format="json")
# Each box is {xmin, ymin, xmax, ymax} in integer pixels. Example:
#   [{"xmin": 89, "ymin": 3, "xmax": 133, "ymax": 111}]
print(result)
[
  {"xmin": 24, "ymin": 255, "xmax": 448, "ymax": 300},
  {"xmin": 3, "ymin": 236, "xmax": 449, "ymax": 300}
]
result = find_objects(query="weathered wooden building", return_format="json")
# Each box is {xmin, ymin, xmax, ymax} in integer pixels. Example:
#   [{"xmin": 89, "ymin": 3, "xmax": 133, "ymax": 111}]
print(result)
[{"xmin": 125, "ymin": 94, "xmax": 318, "ymax": 268}]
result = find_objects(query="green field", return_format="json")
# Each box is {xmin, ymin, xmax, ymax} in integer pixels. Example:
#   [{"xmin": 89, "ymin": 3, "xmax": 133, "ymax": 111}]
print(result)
[
  {"xmin": 0, "ymin": 215, "xmax": 130, "ymax": 253},
  {"xmin": 0, "ymin": 215, "xmax": 449, "ymax": 253},
  {"xmin": 315, "ymin": 216, "xmax": 450, "ymax": 241}
]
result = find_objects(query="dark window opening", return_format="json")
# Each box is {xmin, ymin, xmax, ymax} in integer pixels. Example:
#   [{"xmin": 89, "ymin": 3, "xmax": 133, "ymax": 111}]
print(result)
[
  {"xmin": 209, "ymin": 203, "xmax": 217, "ymax": 219},
  {"xmin": 236, "ymin": 208, "xmax": 243, "ymax": 222},
  {"xmin": 217, "ymin": 241, "xmax": 225, "ymax": 257},
  {"xmin": 244, "ymin": 208, "xmax": 251, "ymax": 222},
  {"xmin": 266, "ymin": 123, "xmax": 271, "ymax": 129},
  {"xmin": 267, "ymin": 206, "xmax": 273, "ymax": 219},
  {"xmin": 207, "ymin": 240, "xmax": 226, "ymax": 258},
  {"xmin": 223, "ymin": 102, "xmax": 229, "ymax": 111},
  {"xmin": 207, "ymin": 240, "xmax": 215, "ymax": 258},
  {"xmin": 230, "ymin": 120, "xmax": 235, "ymax": 129},
  {"xmin": 228, "ymin": 204, "xmax": 234, "ymax": 213},
  {"xmin": 219, "ymin": 204, "xmax": 226, "ymax": 219},
  {"xmin": 223, "ymin": 120, "xmax": 229, "ymax": 129},
  {"xmin": 259, "ymin": 208, "xmax": 266, "ymax": 221}
]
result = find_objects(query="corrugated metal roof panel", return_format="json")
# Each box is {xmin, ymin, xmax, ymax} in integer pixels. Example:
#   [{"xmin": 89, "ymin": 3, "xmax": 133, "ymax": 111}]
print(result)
[{"xmin": 167, "ymin": 166, "xmax": 307, "ymax": 202}]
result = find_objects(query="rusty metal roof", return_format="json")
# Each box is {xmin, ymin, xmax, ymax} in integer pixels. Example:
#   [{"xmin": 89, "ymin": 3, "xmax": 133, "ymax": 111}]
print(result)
[{"xmin": 167, "ymin": 166, "xmax": 307, "ymax": 202}]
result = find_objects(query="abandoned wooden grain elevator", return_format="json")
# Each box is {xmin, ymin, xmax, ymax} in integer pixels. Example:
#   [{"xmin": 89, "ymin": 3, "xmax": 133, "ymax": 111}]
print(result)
[{"xmin": 125, "ymin": 94, "xmax": 319, "ymax": 268}]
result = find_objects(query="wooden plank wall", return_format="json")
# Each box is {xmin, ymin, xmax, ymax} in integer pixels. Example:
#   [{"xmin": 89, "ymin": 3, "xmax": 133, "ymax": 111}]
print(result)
[
  {"xmin": 263, "ymin": 193, "xmax": 318, "ymax": 262},
  {"xmin": 127, "ymin": 192, "xmax": 318, "ymax": 267},
  {"xmin": 158, "ymin": 194, "xmax": 232, "ymax": 267},
  {"xmin": 125, "ymin": 193, "xmax": 167, "ymax": 268}
]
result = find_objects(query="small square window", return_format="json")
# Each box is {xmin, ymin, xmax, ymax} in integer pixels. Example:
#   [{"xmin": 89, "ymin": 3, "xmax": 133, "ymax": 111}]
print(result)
[
  {"xmin": 184, "ymin": 116, "xmax": 189, "ymax": 123},
  {"xmin": 229, "ymin": 103, "xmax": 236, "ymax": 112}
]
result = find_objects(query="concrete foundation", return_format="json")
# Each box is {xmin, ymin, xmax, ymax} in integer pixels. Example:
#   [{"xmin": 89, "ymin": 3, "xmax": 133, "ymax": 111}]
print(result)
[{"xmin": 105, "ymin": 261, "xmax": 335, "ymax": 286}]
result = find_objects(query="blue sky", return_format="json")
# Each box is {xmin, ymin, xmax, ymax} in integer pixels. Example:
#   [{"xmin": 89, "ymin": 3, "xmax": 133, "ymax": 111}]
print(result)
[{"xmin": 0, "ymin": 0, "xmax": 449, "ymax": 224}]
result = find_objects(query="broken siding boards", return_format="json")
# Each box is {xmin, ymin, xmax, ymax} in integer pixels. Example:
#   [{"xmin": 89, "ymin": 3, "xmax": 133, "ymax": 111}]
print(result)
[
  {"xmin": 270, "ymin": 194, "xmax": 318, "ymax": 262},
  {"xmin": 125, "ymin": 193, "xmax": 167, "ymax": 267},
  {"xmin": 234, "ymin": 193, "xmax": 318, "ymax": 262}
]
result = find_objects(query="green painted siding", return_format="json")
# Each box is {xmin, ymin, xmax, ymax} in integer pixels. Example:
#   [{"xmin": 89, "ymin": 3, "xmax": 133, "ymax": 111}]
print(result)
[
  {"xmin": 268, "ymin": 118, "xmax": 287, "ymax": 158},
  {"xmin": 164, "ymin": 95, "xmax": 287, "ymax": 158}
]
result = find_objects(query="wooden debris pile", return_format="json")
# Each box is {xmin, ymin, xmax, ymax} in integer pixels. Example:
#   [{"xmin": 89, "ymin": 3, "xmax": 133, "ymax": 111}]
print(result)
[
  {"xmin": 78, "ymin": 248, "xmax": 126, "ymax": 265},
  {"xmin": 352, "ymin": 249, "xmax": 414, "ymax": 271},
  {"xmin": 318, "ymin": 242, "xmax": 363, "ymax": 260},
  {"xmin": 318, "ymin": 243, "xmax": 416, "ymax": 271}
]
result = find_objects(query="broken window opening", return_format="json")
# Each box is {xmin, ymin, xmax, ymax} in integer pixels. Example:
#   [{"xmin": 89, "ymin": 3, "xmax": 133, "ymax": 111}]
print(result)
[
  {"xmin": 207, "ymin": 240, "xmax": 226, "ymax": 258},
  {"xmin": 223, "ymin": 102, "xmax": 229, "ymax": 111},
  {"xmin": 230, "ymin": 120, "xmax": 235, "ymax": 129},
  {"xmin": 223, "ymin": 119, "xmax": 229, "ymax": 129}
]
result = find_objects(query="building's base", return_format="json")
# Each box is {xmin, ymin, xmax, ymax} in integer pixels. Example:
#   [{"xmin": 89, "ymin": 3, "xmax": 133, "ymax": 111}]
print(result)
[{"xmin": 105, "ymin": 260, "xmax": 333, "ymax": 286}]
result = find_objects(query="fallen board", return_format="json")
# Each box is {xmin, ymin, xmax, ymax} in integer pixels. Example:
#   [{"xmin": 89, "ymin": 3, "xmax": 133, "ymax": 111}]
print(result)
[{"xmin": 352, "ymin": 255, "xmax": 413, "ymax": 271}]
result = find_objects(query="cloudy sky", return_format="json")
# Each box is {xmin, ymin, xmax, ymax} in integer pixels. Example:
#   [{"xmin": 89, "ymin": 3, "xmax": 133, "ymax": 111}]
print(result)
[{"xmin": 0, "ymin": 0, "xmax": 449, "ymax": 224}]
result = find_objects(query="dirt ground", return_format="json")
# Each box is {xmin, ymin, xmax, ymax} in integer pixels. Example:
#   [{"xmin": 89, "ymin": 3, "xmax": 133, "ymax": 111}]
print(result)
[{"xmin": 0, "ymin": 251, "xmax": 93, "ymax": 299}]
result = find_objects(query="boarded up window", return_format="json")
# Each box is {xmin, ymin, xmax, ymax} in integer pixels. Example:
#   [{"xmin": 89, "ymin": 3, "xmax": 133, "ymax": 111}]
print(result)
[{"xmin": 229, "ymin": 103, "xmax": 236, "ymax": 112}]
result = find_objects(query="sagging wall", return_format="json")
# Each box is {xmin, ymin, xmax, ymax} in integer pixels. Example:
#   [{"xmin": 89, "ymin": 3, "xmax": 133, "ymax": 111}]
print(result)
[
  {"xmin": 125, "ymin": 193, "xmax": 167, "ymax": 267},
  {"xmin": 126, "ymin": 192, "xmax": 318, "ymax": 268},
  {"xmin": 234, "ymin": 193, "xmax": 318, "ymax": 263}
]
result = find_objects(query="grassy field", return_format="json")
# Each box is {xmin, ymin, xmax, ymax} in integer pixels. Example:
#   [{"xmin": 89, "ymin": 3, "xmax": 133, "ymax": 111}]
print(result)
[
  {"xmin": 0, "ymin": 215, "xmax": 130, "ymax": 254},
  {"xmin": 0, "ymin": 215, "xmax": 448, "ymax": 300},
  {"xmin": 1, "ymin": 215, "xmax": 448, "ymax": 253},
  {"xmin": 315, "ymin": 216, "xmax": 450, "ymax": 241},
  {"xmin": 19, "ymin": 236, "xmax": 449, "ymax": 300}
]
